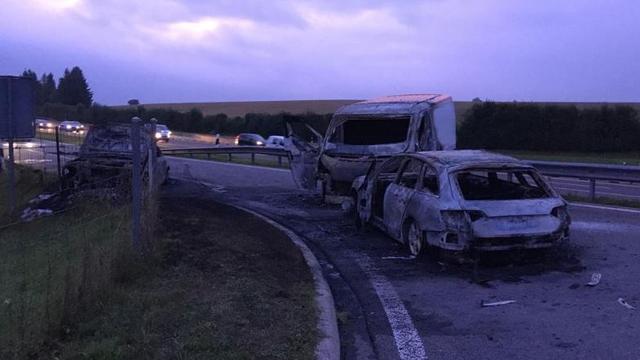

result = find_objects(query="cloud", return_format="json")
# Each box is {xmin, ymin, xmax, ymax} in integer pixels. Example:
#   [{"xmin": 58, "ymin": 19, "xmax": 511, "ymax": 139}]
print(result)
[{"xmin": 1, "ymin": 0, "xmax": 638, "ymax": 104}]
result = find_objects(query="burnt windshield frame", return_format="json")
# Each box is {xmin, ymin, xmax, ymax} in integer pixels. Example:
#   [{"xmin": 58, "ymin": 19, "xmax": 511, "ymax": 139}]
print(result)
[
  {"xmin": 324, "ymin": 114, "xmax": 412, "ymax": 148},
  {"xmin": 452, "ymin": 167, "xmax": 553, "ymax": 201}
]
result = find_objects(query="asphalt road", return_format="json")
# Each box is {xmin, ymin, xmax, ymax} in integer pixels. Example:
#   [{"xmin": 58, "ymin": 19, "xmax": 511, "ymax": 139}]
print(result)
[{"xmin": 166, "ymin": 156, "xmax": 640, "ymax": 360}]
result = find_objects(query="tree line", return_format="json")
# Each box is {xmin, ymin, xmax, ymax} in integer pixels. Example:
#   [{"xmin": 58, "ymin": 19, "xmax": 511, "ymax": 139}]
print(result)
[
  {"xmin": 22, "ymin": 67, "xmax": 93, "ymax": 108},
  {"xmin": 458, "ymin": 102, "xmax": 640, "ymax": 152}
]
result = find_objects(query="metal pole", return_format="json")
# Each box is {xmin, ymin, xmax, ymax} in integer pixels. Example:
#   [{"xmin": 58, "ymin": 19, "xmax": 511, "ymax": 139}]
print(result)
[
  {"xmin": 55, "ymin": 126, "xmax": 62, "ymax": 185},
  {"xmin": 6, "ymin": 78, "xmax": 17, "ymax": 214},
  {"xmin": 148, "ymin": 118, "xmax": 157, "ymax": 190},
  {"xmin": 131, "ymin": 117, "xmax": 142, "ymax": 253},
  {"xmin": 589, "ymin": 178, "xmax": 596, "ymax": 202}
]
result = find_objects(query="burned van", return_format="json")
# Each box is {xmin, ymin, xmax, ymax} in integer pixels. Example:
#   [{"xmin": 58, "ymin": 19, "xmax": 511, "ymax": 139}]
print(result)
[{"xmin": 285, "ymin": 94, "xmax": 456, "ymax": 201}]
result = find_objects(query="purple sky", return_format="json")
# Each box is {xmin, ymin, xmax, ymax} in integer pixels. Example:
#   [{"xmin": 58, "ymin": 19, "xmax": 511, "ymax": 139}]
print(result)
[{"xmin": 1, "ymin": 0, "xmax": 639, "ymax": 105}]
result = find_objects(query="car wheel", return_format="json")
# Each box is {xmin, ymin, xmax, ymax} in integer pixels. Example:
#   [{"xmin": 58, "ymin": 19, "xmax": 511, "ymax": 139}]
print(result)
[{"xmin": 406, "ymin": 221, "xmax": 423, "ymax": 256}]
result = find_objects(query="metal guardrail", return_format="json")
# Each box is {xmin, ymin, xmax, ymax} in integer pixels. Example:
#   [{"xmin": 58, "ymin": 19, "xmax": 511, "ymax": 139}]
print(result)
[
  {"xmin": 527, "ymin": 160, "xmax": 640, "ymax": 201},
  {"xmin": 162, "ymin": 146, "xmax": 640, "ymax": 201},
  {"xmin": 162, "ymin": 146, "xmax": 289, "ymax": 166}
]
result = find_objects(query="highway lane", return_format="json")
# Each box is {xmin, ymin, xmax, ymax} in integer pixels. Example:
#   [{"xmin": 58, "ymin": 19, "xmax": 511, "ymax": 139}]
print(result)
[{"xmin": 166, "ymin": 156, "xmax": 640, "ymax": 360}]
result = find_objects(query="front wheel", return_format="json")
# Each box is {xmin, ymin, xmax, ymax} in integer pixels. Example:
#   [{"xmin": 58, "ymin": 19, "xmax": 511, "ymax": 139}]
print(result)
[{"xmin": 406, "ymin": 221, "xmax": 423, "ymax": 257}]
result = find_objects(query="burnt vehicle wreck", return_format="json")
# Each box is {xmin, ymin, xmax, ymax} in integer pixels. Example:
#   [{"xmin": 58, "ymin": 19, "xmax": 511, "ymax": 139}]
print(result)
[
  {"xmin": 285, "ymin": 94, "xmax": 457, "ymax": 202},
  {"xmin": 63, "ymin": 124, "xmax": 169, "ymax": 189},
  {"xmin": 352, "ymin": 150, "xmax": 571, "ymax": 254}
]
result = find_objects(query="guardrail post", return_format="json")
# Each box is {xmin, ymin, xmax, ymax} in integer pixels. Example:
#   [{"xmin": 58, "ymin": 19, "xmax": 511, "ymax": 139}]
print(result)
[
  {"xmin": 589, "ymin": 178, "xmax": 596, "ymax": 201},
  {"xmin": 278, "ymin": 155, "xmax": 282, "ymax": 166},
  {"xmin": 251, "ymin": 153, "xmax": 255, "ymax": 164},
  {"xmin": 228, "ymin": 153, "xmax": 232, "ymax": 162}
]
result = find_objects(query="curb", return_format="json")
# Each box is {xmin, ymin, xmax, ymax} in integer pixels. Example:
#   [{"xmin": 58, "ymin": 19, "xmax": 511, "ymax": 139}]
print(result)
[{"xmin": 232, "ymin": 205, "xmax": 341, "ymax": 360}]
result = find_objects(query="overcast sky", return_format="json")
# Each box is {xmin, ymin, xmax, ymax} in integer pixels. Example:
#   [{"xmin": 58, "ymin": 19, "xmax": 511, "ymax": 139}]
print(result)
[{"xmin": 1, "ymin": 0, "xmax": 638, "ymax": 105}]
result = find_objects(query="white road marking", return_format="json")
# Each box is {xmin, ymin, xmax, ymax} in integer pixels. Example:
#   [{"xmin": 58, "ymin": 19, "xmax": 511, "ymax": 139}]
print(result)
[
  {"xmin": 570, "ymin": 202, "xmax": 640, "ymax": 214},
  {"xmin": 354, "ymin": 254, "xmax": 427, "ymax": 360}
]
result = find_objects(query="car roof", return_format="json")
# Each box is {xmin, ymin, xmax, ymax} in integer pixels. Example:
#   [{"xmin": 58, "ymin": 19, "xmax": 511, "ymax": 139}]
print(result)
[
  {"xmin": 335, "ymin": 94, "xmax": 451, "ymax": 116},
  {"xmin": 403, "ymin": 150, "xmax": 528, "ymax": 169}
]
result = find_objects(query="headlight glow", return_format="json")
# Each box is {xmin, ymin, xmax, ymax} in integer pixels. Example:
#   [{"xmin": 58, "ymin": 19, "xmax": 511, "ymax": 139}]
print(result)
[
  {"xmin": 155, "ymin": 132, "xmax": 162, "ymax": 139},
  {"xmin": 66, "ymin": 125, "xmax": 72, "ymax": 129},
  {"xmin": 256, "ymin": 141, "xmax": 263, "ymax": 145}
]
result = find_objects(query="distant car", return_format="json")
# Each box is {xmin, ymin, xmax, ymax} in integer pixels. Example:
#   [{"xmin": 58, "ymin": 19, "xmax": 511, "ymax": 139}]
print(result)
[
  {"xmin": 265, "ymin": 135, "xmax": 285, "ymax": 148},
  {"xmin": 144, "ymin": 123, "xmax": 172, "ymax": 142},
  {"xmin": 59, "ymin": 120, "xmax": 85, "ymax": 133},
  {"xmin": 352, "ymin": 150, "xmax": 571, "ymax": 255},
  {"xmin": 235, "ymin": 133, "xmax": 266, "ymax": 146},
  {"xmin": 35, "ymin": 118, "xmax": 55, "ymax": 129}
]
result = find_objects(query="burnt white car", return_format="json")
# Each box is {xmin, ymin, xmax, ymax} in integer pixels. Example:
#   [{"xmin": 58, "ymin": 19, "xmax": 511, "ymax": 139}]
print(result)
[{"xmin": 352, "ymin": 151, "xmax": 571, "ymax": 254}]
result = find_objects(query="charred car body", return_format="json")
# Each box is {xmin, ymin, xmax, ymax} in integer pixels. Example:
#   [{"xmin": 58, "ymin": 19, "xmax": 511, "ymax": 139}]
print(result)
[
  {"xmin": 352, "ymin": 150, "xmax": 571, "ymax": 254},
  {"xmin": 63, "ymin": 124, "xmax": 169, "ymax": 189},
  {"xmin": 285, "ymin": 94, "xmax": 457, "ymax": 201}
]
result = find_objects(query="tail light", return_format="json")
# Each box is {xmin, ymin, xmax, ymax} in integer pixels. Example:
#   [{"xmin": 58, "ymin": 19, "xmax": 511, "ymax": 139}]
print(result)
[
  {"xmin": 440, "ymin": 210, "xmax": 470, "ymax": 231},
  {"xmin": 551, "ymin": 206, "xmax": 570, "ymax": 223}
]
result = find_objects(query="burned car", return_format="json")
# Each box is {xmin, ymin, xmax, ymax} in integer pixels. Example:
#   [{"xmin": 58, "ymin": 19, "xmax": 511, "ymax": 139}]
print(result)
[
  {"xmin": 63, "ymin": 124, "xmax": 169, "ymax": 189},
  {"xmin": 285, "ymin": 94, "xmax": 457, "ymax": 202},
  {"xmin": 352, "ymin": 150, "xmax": 571, "ymax": 254}
]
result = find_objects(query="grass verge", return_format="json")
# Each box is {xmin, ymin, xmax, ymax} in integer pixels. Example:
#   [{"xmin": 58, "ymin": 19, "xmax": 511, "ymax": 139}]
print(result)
[
  {"xmin": 498, "ymin": 150, "xmax": 640, "ymax": 166},
  {"xmin": 0, "ymin": 200, "xmax": 131, "ymax": 359},
  {"xmin": 50, "ymin": 192, "xmax": 317, "ymax": 359},
  {"xmin": 0, "ymin": 166, "xmax": 48, "ymax": 223},
  {"xmin": 564, "ymin": 193, "xmax": 640, "ymax": 209}
]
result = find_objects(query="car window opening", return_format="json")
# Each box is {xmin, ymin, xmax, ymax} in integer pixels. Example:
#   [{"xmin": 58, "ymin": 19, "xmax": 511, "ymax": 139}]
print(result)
[
  {"xmin": 422, "ymin": 168, "xmax": 439, "ymax": 195},
  {"xmin": 330, "ymin": 117, "xmax": 410, "ymax": 145},
  {"xmin": 456, "ymin": 169, "xmax": 549, "ymax": 200},
  {"xmin": 372, "ymin": 158, "xmax": 403, "ymax": 217}
]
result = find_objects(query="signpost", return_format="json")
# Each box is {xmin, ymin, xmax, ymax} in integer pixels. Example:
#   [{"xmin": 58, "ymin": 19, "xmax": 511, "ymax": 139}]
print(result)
[{"xmin": 0, "ymin": 76, "xmax": 36, "ymax": 214}]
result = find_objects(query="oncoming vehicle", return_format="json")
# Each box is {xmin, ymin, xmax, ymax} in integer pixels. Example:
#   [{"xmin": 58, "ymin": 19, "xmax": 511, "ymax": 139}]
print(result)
[
  {"xmin": 235, "ymin": 133, "xmax": 266, "ymax": 146},
  {"xmin": 352, "ymin": 150, "xmax": 571, "ymax": 254},
  {"xmin": 59, "ymin": 120, "xmax": 85, "ymax": 133},
  {"xmin": 285, "ymin": 94, "xmax": 456, "ymax": 202},
  {"xmin": 145, "ymin": 123, "xmax": 172, "ymax": 142},
  {"xmin": 265, "ymin": 135, "xmax": 285, "ymax": 148},
  {"xmin": 36, "ymin": 118, "xmax": 55, "ymax": 129}
]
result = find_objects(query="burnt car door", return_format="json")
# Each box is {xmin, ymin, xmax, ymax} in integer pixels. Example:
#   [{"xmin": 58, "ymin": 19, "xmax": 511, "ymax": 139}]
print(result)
[
  {"xmin": 383, "ymin": 158, "xmax": 423, "ymax": 240},
  {"xmin": 283, "ymin": 120, "xmax": 324, "ymax": 190}
]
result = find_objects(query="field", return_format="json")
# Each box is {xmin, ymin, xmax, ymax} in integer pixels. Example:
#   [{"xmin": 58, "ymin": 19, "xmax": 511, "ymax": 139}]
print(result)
[{"xmin": 115, "ymin": 99, "xmax": 360, "ymax": 117}]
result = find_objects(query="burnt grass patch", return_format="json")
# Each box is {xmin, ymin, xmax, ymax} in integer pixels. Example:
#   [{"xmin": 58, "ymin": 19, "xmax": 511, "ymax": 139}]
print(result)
[{"xmin": 50, "ymin": 194, "xmax": 317, "ymax": 359}]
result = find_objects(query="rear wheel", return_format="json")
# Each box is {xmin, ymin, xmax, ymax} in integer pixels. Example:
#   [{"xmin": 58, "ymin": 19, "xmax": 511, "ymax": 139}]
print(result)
[{"xmin": 406, "ymin": 221, "xmax": 423, "ymax": 256}]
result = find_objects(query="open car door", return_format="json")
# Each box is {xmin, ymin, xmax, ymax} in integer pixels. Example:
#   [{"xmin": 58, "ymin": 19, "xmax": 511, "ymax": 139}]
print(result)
[{"xmin": 283, "ymin": 120, "xmax": 324, "ymax": 190}]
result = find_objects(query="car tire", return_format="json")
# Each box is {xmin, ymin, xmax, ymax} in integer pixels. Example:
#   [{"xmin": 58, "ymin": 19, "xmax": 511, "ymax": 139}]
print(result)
[{"xmin": 405, "ymin": 220, "xmax": 423, "ymax": 257}]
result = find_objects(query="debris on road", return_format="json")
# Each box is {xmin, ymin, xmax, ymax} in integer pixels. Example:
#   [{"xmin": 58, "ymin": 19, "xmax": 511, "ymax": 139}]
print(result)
[
  {"xmin": 481, "ymin": 300, "xmax": 517, "ymax": 307},
  {"xmin": 21, "ymin": 208, "xmax": 53, "ymax": 222},
  {"xmin": 617, "ymin": 298, "xmax": 635, "ymax": 310},
  {"xmin": 382, "ymin": 255, "xmax": 416, "ymax": 260},
  {"xmin": 586, "ymin": 272, "xmax": 602, "ymax": 287}
]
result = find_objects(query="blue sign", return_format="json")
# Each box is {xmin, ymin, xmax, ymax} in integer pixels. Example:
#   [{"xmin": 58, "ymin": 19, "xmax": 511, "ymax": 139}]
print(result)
[{"xmin": 0, "ymin": 76, "xmax": 36, "ymax": 139}]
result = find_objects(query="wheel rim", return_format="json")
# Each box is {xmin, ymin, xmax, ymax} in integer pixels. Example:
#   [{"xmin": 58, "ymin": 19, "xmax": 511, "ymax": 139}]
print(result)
[{"xmin": 408, "ymin": 223, "xmax": 422, "ymax": 256}]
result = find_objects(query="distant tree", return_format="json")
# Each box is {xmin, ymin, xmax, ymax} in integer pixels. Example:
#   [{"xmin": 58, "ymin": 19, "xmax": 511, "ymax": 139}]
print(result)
[
  {"xmin": 128, "ymin": 99, "xmax": 140, "ymax": 105},
  {"xmin": 21, "ymin": 69, "xmax": 43, "ymax": 105},
  {"xmin": 40, "ymin": 73, "xmax": 57, "ymax": 104},
  {"xmin": 472, "ymin": 97, "xmax": 482, "ymax": 102},
  {"xmin": 57, "ymin": 66, "xmax": 93, "ymax": 107}
]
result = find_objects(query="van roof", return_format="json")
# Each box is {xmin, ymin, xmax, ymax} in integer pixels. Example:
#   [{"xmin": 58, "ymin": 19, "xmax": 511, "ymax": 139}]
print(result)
[{"xmin": 335, "ymin": 94, "xmax": 451, "ymax": 115}]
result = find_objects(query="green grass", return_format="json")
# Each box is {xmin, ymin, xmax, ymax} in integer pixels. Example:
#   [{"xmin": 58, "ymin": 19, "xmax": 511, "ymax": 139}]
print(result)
[
  {"xmin": 34, "ymin": 129, "xmax": 85, "ymax": 145},
  {"xmin": 564, "ymin": 193, "xmax": 640, "ymax": 209},
  {"xmin": 0, "ymin": 201, "xmax": 131, "ymax": 359},
  {"xmin": 52, "ymin": 195, "xmax": 317, "ymax": 359},
  {"xmin": 497, "ymin": 150, "xmax": 640, "ymax": 166},
  {"xmin": 179, "ymin": 153, "xmax": 291, "ymax": 169}
]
